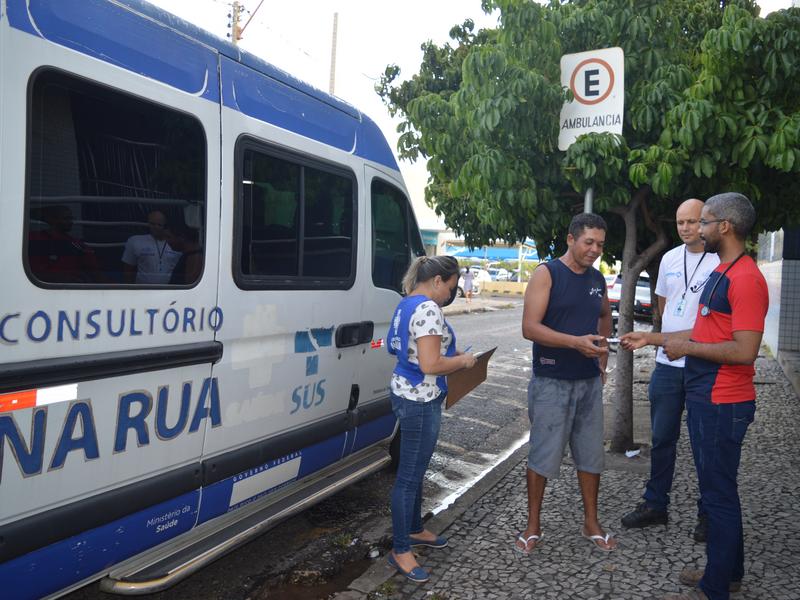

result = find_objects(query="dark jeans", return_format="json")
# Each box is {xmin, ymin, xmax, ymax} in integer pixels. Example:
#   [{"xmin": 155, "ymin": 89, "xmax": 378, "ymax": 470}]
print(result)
[
  {"xmin": 687, "ymin": 399, "xmax": 755, "ymax": 600},
  {"xmin": 643, "ymin": 363, "xmax": 687, "ymax": 512},
  {"xmin": 390, "ymin": 392, "xmax": 443, "ymax": 554}
]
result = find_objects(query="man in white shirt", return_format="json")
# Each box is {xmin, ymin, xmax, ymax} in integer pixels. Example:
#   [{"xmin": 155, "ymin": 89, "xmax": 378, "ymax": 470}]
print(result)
[
  {"xmin": 122, "ymin": 210, "xmax": 183, "ymax": 284},
  {"xmin": 620, "ymin": 199, "xmax": 719, "ymax": 540}
]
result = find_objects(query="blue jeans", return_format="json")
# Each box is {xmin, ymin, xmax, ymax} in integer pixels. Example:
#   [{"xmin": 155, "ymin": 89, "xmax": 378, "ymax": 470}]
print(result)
[
  {"xmin": 643, "ymin": 363, "xmax": 687, "ymax": 512},
  {"xmin": 390, "ymin": 392, "xmax": 443, "ymax": 554},
  {"xmin": 687, "ymin": 399, "xmax": 755, "ymax": 600}
]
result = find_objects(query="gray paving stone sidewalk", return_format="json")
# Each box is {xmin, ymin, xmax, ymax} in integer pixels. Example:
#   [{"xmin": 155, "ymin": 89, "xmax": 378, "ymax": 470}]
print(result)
[{"xmin": 371, "ymin": 352, "xmax": 800, "ymax": 600}]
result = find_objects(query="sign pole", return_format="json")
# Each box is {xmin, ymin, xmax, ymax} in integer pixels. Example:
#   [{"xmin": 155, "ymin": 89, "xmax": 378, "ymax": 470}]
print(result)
[{"xmin": 584, "ymin": 187, "xmax": 594, "ymax": 214}]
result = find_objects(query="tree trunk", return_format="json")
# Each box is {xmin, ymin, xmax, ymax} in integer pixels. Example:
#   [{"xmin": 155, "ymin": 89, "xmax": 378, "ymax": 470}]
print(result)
[
  {"xmin": 646, "ymin": 259, "xmax": 663, "ymax": 334},
  {"xmin": 608, "ymin": 187, "xmax": 670, "ymax": 453},
  {"xmin": 609, "ymin": 199, "xmax": 640, "ymax": 454}
]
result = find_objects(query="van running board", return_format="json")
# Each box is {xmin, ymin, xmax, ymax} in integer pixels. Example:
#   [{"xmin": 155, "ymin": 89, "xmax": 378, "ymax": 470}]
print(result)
[{"xmin": 99, "ymin": 447, "xmax": 391, "ymax": 595}]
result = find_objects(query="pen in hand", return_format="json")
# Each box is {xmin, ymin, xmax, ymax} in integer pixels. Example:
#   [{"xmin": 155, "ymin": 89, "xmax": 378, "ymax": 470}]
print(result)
[{"xmin": 463, "ymin": 345, "xmax": 472, "ymax": 353}]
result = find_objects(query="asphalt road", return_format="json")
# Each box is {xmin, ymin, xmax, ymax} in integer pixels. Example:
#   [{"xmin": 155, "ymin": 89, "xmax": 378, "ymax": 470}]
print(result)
[{"xmin": 65, "ymin": 299, "xmax": 544, "ymax": 600}]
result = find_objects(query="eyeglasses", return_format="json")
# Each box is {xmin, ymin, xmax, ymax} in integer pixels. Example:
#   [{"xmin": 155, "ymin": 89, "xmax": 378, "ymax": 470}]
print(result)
[
  {"xmin": 148, "ymin": 222, "xmax": 166, "ymax": 228},
  {"xmin": 699, "ymin": 218, "xmax": 726, "ymax": 227}
]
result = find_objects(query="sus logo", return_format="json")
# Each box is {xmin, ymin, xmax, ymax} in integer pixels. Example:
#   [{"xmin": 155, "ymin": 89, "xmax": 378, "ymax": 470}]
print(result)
[{"xmin": 291, "ymin": 327, "xmax": 333, "ymax": 414}]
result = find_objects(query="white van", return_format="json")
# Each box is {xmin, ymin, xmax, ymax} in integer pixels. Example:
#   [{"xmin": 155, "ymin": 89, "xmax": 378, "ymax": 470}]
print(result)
[{"xmin": 0, "ymin": 2, "xmax": 424, "ymax": 598}]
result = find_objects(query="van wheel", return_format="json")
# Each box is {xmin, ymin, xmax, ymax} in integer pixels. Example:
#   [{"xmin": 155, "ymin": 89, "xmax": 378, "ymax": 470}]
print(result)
[
  {"xmin": 456, "ymin": 287, "xmax": 464, "ymax": 298},
  {"xmin": 389, "ymin": 430, "xmax": 401, "ymax": 471}
]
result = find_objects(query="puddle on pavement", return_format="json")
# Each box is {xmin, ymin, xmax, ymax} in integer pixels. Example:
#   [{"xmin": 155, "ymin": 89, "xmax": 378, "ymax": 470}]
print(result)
[{"xmin": 256, "ymin": 558, "xmax": 373, "ymax": 600}]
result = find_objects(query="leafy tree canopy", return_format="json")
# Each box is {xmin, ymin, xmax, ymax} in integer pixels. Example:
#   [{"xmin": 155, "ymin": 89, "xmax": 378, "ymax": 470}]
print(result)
[
  {"xmin": 377, "ymin": 0, "xmax": 800, "ymax": 258},
  {"xmin": 377, "ymin": 0, "xmax": 800, "ymax": 451}
]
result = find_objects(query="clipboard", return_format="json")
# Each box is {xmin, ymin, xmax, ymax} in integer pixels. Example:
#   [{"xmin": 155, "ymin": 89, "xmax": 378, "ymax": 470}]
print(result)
[{"xmin": 445, "ymin": 347, "xmax": 497, "ymax": 409}]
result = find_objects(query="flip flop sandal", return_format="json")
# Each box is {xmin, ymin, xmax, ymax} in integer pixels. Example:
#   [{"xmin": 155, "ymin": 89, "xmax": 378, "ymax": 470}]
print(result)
[
  {"xmin": 581, "ymin": 528, "xmax": 617, "ymax": 552},
  {"xmin": 513, "ymin": 531, "xmax": 544, "ymax": 554}
]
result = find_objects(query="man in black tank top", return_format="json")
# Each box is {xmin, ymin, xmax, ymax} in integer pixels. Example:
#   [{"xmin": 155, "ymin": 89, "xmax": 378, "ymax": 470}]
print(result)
[{"xmin": 514, "ymin": 213, "xmax": 616, "ymax": 554}]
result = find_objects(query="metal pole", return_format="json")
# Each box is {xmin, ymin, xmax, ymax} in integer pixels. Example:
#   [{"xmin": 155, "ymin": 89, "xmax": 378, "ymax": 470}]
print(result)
[
  {"xmin": 584, "ymin": 187, "xmax": 594, "ymax": 214},
  {"xmin": 328, "ymin": 13, "xmax": 338, "ymax": 95},
  {"xmin": 231, "ymin": 1, "xmax": 242, "ymax": 44}
]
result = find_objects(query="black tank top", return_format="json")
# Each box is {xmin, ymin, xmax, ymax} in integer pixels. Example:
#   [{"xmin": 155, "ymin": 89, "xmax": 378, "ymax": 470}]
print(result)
[{"xmin": 532, "ymin": 259, "xmax": 605, "ymax": 380}]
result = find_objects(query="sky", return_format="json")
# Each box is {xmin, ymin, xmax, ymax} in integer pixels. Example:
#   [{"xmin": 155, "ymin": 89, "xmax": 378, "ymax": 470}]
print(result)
[{"xmin": 147, "ymin": 0, "xmax": 794, "ymax": 230}]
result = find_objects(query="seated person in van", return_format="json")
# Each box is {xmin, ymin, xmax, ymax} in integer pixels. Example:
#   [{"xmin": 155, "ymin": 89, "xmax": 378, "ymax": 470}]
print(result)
[
  {"xmin": 122, "ymin": 210, "xmax": 183, "ymax": 284},
  {"xmin": 28, "ymin": 204, "xmax": 103, "ymax": 283},
  {"xmin": 168, "ymin": 225, "xmax": 203, "ymax": 285}
]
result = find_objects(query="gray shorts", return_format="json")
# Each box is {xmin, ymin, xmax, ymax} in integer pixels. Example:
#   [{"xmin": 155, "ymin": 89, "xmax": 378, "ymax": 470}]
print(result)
[{"xmin": 527, "ymin": 375, "xmax": 604, "ymax": 479}]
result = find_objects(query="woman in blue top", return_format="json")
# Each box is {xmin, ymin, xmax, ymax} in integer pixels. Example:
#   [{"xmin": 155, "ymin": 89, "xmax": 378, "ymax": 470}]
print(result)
[{"xmin": 386, "ymin": 255, "xmax": 476, "ymax": 583}]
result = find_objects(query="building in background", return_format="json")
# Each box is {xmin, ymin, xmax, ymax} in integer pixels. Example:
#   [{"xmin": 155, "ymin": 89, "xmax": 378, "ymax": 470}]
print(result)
[{"xmin": 758, "ymin": 228, "xmax": 800, "ymax": 360}]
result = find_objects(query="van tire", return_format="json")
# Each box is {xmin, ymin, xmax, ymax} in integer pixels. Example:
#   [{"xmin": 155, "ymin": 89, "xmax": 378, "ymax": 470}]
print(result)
[{"xmin": 456, "ymin": 287, "xmax": 464, "ymax": 298}]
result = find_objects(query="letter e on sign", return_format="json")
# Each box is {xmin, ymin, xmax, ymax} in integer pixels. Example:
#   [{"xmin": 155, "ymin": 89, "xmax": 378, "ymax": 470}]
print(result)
[{"xmin": 558, "ymin": 47, "xmax": 624, "ymax": 151}]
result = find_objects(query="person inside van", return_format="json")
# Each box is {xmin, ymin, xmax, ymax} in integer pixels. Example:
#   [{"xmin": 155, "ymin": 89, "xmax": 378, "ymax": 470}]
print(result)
[
  {"xmin": 122, "ymin": 210, "xmax": 183, "ymax": 284},
  {"xmin": 167, "ymin": 225, "xmax": 203, "ymax": 285},
  {"xmin": 386, "ymin": 255, "xmax": 476, "ymax": 583},
  {"xmin": 28, "ymin": 204, "xmax": 104, "ymax": 283}
]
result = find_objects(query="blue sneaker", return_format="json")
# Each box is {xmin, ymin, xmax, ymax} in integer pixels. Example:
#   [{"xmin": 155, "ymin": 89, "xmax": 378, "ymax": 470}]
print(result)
[
  {"xmin": 387, "ymin": 552, "xmax": 430, "ymax": 583},
  {"xmin": 409, "ymin": 534, "xmax": 448, "ymax": 549}
]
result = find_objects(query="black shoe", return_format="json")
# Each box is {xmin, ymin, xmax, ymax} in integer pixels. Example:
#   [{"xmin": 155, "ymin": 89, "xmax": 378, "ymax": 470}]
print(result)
[
  {"xmin": 693, "ymin": 514, "xmax": 707, "ymax": 543},
  {"xmin": 621, "ymin": 502, "xmax": 668, "ymax": 528}
]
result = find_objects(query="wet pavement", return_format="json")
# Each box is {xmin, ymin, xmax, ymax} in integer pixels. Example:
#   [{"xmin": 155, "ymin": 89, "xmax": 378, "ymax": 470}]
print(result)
[{"xmin": 339, "ymin": 344, "xmax": 800, "ymax": 600}]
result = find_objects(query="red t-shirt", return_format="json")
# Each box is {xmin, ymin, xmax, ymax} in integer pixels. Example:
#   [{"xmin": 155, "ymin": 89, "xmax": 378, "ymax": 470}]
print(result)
[{"xmin": 684, "ymin": 255, "xmax": 768, "ymax": 404}]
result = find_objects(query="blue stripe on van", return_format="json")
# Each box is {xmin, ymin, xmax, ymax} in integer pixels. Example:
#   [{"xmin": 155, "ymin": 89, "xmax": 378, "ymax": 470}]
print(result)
[
  {"xmin": 0, "ymin": 433, "xmax": 353, "ymax": 598},
  {"xmin": 352, "ymin": 413, "xmax": 396, "ymax": 454},
  {"xmin": 9, "ymin": 0, "xmax": 219, "ymax": 102},
  {"xmin": 7, "ymin": 0, "xmax": 399, "ymax": 170},
  {"xmin": 196, "ymin": 433, "xmax": 347, "ymax": 525},
  {"xmin": 221, "ymin": 57, "xmax": 360, "ymax": 157},
  {"xmin": 0, "ymin": 490, "xmax": 200, "ymax": 600}
]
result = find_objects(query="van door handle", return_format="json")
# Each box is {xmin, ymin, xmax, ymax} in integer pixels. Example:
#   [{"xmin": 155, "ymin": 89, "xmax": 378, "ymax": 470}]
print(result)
[{"xmin": 335, "ymin": 321, "xmax": 374, "ymax": 348}]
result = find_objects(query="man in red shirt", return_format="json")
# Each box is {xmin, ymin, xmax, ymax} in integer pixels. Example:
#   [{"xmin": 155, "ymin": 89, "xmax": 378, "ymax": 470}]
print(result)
[
  {"xmin": 28, "ymin": 205, "xmax": 102, "ymax": 283},
  {"xmin": 622, "ymin": 193, "xmax": 768, "ymax": 600}
]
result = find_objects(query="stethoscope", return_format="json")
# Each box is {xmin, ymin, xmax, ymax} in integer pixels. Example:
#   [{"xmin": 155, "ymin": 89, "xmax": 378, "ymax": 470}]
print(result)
[{"xmin": 699, "ymin": 252, "xmax": 745, "ymax": 317}]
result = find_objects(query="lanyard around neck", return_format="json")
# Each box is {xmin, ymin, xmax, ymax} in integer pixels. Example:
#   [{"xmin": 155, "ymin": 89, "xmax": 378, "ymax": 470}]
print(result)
[
  {"xmin": 153, "ymin": 237, "xmax": 168, "ymax": 262},
  {"xmin": 683, "ymin": 247, "xmax": 707, "ymax": 298}
]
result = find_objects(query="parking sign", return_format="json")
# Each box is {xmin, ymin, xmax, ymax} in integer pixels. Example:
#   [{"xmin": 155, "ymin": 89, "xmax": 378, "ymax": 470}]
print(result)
[{"xmin": 558, "ymin": 47, "xmax": 624, "ymax": 151}]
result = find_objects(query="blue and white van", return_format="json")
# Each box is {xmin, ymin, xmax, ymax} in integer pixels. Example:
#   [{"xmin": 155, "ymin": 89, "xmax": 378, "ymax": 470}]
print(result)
[{"xmin": 0, "ymin": 1, "xmax": 424, "ymax": 597}]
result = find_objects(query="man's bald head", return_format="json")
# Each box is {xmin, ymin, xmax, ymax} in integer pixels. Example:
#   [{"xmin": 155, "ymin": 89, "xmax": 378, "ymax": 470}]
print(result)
[
  {"xmin": 676, "ymin": 198, "xmax": 705, "ymax": 251},
  {"xmin": 677, "ymin": 198, "xmax": 704, "ymax": 214}
]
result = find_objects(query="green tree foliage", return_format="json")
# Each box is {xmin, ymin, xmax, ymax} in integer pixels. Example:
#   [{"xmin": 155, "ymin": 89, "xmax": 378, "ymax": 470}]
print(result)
[{"xmin": 377, "ymin": 0, "xmax": 800, "ymax": 451}]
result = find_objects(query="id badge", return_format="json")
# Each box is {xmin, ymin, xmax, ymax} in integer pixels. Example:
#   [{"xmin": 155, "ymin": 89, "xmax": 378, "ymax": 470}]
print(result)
[{"xmin": 673, "ymin": 297, "xmax": 686, "ymax": 317}]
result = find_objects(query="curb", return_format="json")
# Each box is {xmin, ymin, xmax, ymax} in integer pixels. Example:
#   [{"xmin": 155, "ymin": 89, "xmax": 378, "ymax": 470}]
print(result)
[
  {"xmin": 443, "ymin": 300, "xmax": 518, "ymax": 317},
  {"xmin": 335, "ymin": 444, "xmax": 531, "ymax": 598}
]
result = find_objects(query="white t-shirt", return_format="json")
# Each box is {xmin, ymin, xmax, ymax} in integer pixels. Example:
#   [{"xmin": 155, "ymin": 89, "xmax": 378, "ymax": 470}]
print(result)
[
  {"xmin": 122, "ymin": 234, "xmax": 182, "ymax": 284},
  {"xmin": 391, "ymin": 300, "xmax": 453, "ymax": 402},
  {"xmin": 655, "ymin": 244, "xmax": 720, "ymax": 367}
]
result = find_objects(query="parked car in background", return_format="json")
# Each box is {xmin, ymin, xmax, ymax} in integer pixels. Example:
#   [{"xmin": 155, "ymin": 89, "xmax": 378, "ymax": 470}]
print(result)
[
  {"xmin": 509, "ymin": 269, "xmax": 526, "ymax": 282},
  {"xmin": 487, "ymin": 266, "xmax": 511, "ymax": 281},
  {"xmin": 607, "ymin": 273, "xmax": 654, "ymax": 318}
]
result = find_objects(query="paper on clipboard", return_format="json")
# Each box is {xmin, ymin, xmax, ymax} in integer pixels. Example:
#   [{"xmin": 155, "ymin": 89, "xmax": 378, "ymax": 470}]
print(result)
[{"xmin": 445, "ymin": 347, "xmax": 497, "ymax": 409}]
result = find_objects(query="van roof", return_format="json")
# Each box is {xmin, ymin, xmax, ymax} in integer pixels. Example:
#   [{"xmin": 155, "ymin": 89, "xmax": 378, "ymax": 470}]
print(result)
[
  {"xmin": 7, "ymin": 0, "xmax": 397, "ymax": 169},
  {"xmin": 116, "ymin": 1, "xmax": 359, "ymax": 118}
]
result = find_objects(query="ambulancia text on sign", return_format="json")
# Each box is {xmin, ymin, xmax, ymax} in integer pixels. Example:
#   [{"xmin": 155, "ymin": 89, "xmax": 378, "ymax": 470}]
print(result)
[{"xmin": 558, "ymin": 47, "xmax": 624, "ymax": 151}]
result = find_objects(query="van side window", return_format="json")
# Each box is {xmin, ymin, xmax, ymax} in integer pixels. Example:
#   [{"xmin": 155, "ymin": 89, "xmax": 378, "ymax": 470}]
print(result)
[
  {"xmin": 371, "ymin": 179, "xmax": 424, "ymax": 293},
  {"xmin": 26, "ymin": 70, "xmax": 206, "ymax": 287},
  {"xmin": 236, "ymin": 144, "xmax": 355, "ymax": 287}
]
